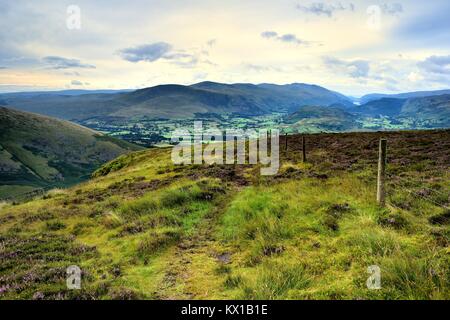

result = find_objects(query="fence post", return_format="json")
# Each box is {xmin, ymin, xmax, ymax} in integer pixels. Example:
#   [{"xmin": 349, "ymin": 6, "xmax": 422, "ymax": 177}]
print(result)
[
  {"xmin": 285, "ymin": 133, "xmax": 288, "ymax": 157},
  {"xmin": 302, "ymin": 136, "xmax": 307, "ymax": 163},
  {"xmin": 377, "ymin": 138, "xmax": 387, "ymax": 206}
]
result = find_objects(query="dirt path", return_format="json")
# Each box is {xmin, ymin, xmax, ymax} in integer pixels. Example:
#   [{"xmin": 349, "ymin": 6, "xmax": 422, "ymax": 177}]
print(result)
[{"xmin": 154, "ymin": 192, "xmax": 235, "ymax": 299}]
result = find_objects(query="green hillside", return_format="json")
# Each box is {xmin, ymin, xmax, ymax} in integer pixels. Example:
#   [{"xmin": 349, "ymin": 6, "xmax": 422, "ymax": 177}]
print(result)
[
  {"xmin": 0, "ymin": 107, "xmax": 142, "ymax": 199},
  {"xmin": 0, "ymin": 130, "xmax": 448, "ymax": 300},
  {"xmin": 284, "ymin": 105, "xmax": 358, "ymax": 132},
  {"xmin": 359, "ymin": 89, "xmax": 450, "ymax": 104},
  {"xmin": 400, "ymin": 94, "xmax": 450, "ymax": 127},
  {"xmin": 355, "ymin": 98, "xmax": 406, "ymax": 117},
  {"xmin": 0, "ymin": 82, "xmax": 353, "ymax": 121}
]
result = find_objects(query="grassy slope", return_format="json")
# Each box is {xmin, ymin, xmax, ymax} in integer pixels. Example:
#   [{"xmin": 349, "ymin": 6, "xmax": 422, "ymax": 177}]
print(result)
[
  {"xmin": 0, "ymin": 130, "xmax": 449, "ymax": 300},
  {"xmin": 0, "ymin": 107, "xmax": 142, "ymax": 198},
  {"xmin": 285, "ymin": 105, "xmax": 358, "ymax": 132}
]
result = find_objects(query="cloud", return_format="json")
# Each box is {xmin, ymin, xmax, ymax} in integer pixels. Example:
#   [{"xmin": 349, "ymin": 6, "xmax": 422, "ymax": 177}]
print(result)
[
  {"xmin": 244, "ymin": 64, "xmax": 282, "ymax": 73},
  {"xmin": 43, "ymin": 56, "xmax": 96, "ymax": 69},
  {"xmin": 63, "ymin": 71, "xmax": 81, "ymax": 76},
  {"xmin": 71, "ymin": 80, "xmax": 83, "ymax": 86},
  {"xmin": 380, "ymin": 3, "xmax": 403, "ymax": 16},
  {"xmin": 261, "ymin": 31, "xmax": 310, "ymax": 45},
  {"xmin": 0, "ymin": 66, "xmax": 7, "ymax": 69},
  {"xmin": 322, "ymin": 56, "xmax": 370, "ymax": 78},
  {"xmin": 261, "ymin": 31, "xmax": 278, "ymax": 39},
  {"xmin": 165, "ymin": 52, "xmax": 199, "ymax": 68},
  {"xmin": 279, "ymin": 34, "xmax": 305, "ymax": 45},
  {"xmin": 417, "ymin": 55, "xmax": 450, "ymax": 75},
  {"xmin": 117, "ymin": 42, "xmax": 172, "ymax": 63},
  {"xmin": 391, "ymin": 1, "xmax": 450, "ymax": 47},
  {"xmin": 407, "ymin": 72, "xmax": 424, "ymax": 83},
  {"xmin": 296, "ymin": 2, "xmax": 355, "ymax": 17},
  {"xmin": 117, "ymin": 42, "xmax": 215, "ymax": 68}
]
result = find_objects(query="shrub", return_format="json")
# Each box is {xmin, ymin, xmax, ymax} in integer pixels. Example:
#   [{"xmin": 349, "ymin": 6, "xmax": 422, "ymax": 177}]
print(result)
[
  {"xmin": 160, "ymin": 180, "xmax": 224, "ymax": 208},
  {"xmin": 137, "ymin": 229, "xmax": 181, "ymax": 257},
  {"xmin": 45, "ymin": 221, "xmax": 66, "ymax": 231},
  {"xmin": 241, "ymin": 262, "xmax": 311, "ymax": 299},
  {"xmin": 382, "ymin": 256, "xmax": 450, "ymax": 299},
  {"xmin": 224, "ymin": 274, "xmax": 243, "ymax": 289},
  {"xmin": 118, "ymin": 197, "xmax": 159, "ymax": 219},
  {"xmin": 71, "ymin": 222, "xmax": 93, "ymax": 235},
  {"xmin": 160, "ymin": 187, "xmax": 191, "ymax": 207},
  {"xmin": 428, "ymin": 210, "xmax": 450, "ymax": 225},
  {"xmin": 377, "ymin": 212, "xmax": 409, "ymax": 229},
  {"xmin": 345, "ymin": 229, "xmax": 401, "ymax": 257},
  {"xmin": 102, "ymin": 211, "xmax": 123, "ymax": 229},
  {"xmin": 109, "ymin": 287, "xmax": 141, "ymax": 300},
  {"xmin": 214, "ymin": 264, "xmax": 231, "ymax": 275}
]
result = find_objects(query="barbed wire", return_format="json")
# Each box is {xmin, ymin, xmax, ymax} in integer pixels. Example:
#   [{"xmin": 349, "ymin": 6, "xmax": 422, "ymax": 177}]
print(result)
[
  {"xmin": 385, "ymin": 173, "xmax": 449, "ymax": 209},
  {"xmin": 388, "ymin": 185, "xmax": 449, "ymax": 209},
  {"xmin": 387, "ymin": 173, "xmax": 450, "ymax": 199}
]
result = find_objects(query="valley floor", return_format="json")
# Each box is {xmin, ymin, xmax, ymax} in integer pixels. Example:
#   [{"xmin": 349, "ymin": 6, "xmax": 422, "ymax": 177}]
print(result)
[{"xmin": 0, "ymin": 130, "xmax": 449, "ymax": 300}]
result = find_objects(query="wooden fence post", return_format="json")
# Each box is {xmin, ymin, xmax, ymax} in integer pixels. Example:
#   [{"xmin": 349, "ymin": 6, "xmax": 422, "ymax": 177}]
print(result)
[
  {"xmin": 302, "ymin": 136, "xmax": 307, "ymax": 163},
  {"xmin": 285, "ymin": 133, "xmax": 288, "ymax": 157},
  {"xmin": 377, "ymin": 138, "xmax": 387, "ymax": 206}
]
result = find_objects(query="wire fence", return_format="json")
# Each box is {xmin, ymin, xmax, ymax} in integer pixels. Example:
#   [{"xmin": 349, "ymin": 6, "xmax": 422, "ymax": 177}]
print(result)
[{"xmin": 386, "ymin": 173, "xmax": 450, "ymax": 210}]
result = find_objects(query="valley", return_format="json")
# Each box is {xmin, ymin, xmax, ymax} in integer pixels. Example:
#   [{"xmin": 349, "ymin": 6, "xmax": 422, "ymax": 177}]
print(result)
[
  {"xmin": 78, "ymin": 111, "xmax": 447, "ymax": 146},
  {"xmin": 2, "ymin": 82, "xmax": 449, "ymax": 146}
]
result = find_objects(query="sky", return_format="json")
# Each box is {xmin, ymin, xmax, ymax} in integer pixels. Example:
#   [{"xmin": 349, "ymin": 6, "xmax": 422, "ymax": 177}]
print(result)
[{"xmin": 0, "ymin": 0, "xmax": 449, "ymax": 96}]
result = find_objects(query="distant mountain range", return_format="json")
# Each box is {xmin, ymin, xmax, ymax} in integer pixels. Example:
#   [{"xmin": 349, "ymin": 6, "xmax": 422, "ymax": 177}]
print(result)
[
  {"xmin": 0, "ymin": 89, "xmax": 133, "ymax": 97},
  {"xmin": 0, "ymin": 81, "xmax": 449, "ymax": 140},
  {"xmin": 0, "ymin": 107, "xmax": 142, "ymax": 199},
  {"xmin": 358, "ymin": 89, "xmax": 450, "ymax": 104},
  {"xmin": 284, "ymin": 94, "xmax": 450, "ymax": 132},
  {"xmin": 0, "ymin": 82, "xmax": 353, "ymax": 121}
]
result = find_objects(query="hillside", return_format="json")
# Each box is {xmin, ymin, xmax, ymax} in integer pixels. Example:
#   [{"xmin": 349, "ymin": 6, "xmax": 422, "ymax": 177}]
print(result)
[
  {"xmin": 0, "ymin": 107, "xmax": 142, "ymax": 199},
  {"xmin": 400, "ymin": 94, "xmax": 450, "ymax": 127},
  {"xmin": 284, "ymin": 105, "xmax": 358, "ymax": 132},
  {"xmin": 0, "ymin": 82, "xmax": 353, "ymax": 121},
  {"xmin": 355, "ymin": 98, "xmax": 406, "ymax": 117},
  {"xmin": 0, "ymin": 130, "xmax": 448, "ymax": 300},
  {"xmin": 192, "ymin": 82, "xmax": 354, "ymax": 112},
  {"xmin": 0, "ymin": 93, "xmax": 127, "ymax": 121},
  {"xmin": 359, "ymin": 89, "xmax": 450, "ymax": 104}
]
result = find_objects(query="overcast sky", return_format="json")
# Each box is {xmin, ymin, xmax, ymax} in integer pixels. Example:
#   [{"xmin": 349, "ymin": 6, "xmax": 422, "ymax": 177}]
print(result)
[{"xmin": 0, "ymin": 0, "xmax": 449, "ymax": 96}]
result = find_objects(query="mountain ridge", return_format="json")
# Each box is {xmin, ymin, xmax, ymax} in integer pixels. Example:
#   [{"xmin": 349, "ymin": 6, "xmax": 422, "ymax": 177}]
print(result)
[
  {"xmin": 0, "ymin": 81, "xmax": 354, "ymax": 121},
  {"xmin": 359, "ymin": 89, "xmax": 450, "ymax": 104}
]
